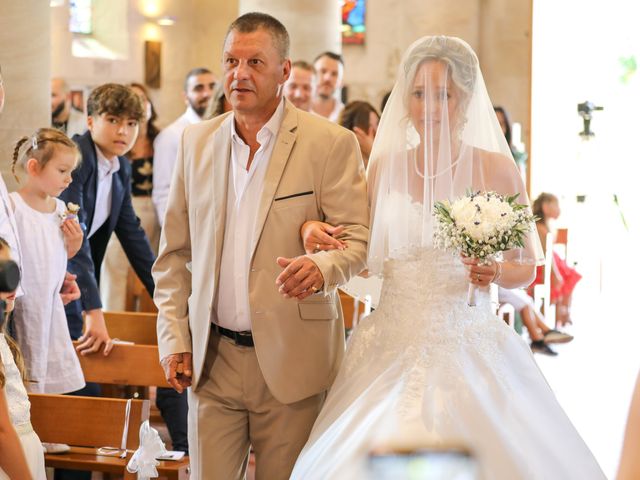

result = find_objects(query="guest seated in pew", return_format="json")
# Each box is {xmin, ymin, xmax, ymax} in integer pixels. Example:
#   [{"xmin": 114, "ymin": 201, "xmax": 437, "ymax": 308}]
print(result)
[
  {"xmin": 0, "ymin": 237, "xmax": 46, "ymax": 479},
  {"xmin": 531, "ymin": 192, "xmax": 582, "ymax": 327},
  {"xmin": 498, "ymin": 286, "xmax": 572, "ymax": 357}
]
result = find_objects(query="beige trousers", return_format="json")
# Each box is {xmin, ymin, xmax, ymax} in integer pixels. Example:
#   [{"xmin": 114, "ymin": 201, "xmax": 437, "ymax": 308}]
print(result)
[
  {"xmin": 99, "ymin": 195, "xmax": 160, "ymax": 311},
  {"xmin": 189, "ymin": 331, "xmax": 325, "ymax": 480}
]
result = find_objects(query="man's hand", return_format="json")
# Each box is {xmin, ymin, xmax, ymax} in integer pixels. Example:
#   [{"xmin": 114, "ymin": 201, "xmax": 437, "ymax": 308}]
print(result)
[
  {"xmin": 61, "ymin": 218, "xmax": 84, "ymax": 258},
  {"xmin": 60, "ymin": 272, "xmax": 81, "ymax": 305},
  {"xmin": 275, "ymin": 256, "xmax": 325, "ymax": 301},
  {"xmin": 160, "ymin": 352, "xmax": 193, "ymax": 393},
  {"xmin": 77, "ymin": 309, "xmax": 113, "ymax": 356}
]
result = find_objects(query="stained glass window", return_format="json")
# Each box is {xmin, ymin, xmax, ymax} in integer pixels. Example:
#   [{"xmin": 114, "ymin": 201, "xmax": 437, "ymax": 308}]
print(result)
[
  {"xmin": 342, "ymin": 0, "xmax": 366, "ymax": 45},
  {"xmin": 69, "ymin": 0, "xmax": 93, "ymax": 35}
]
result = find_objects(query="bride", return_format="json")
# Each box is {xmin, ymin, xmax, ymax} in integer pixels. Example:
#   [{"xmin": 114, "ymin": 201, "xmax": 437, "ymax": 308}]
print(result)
[{"xmin": 290, "ymin": 36, "xmax": 604, "ymax": 479}]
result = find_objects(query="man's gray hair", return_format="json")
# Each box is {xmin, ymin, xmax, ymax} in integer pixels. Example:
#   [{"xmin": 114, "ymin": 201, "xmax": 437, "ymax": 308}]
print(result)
[{"xmin": 226, "ymin": 12, "xmax": 290, "ymax": 60}]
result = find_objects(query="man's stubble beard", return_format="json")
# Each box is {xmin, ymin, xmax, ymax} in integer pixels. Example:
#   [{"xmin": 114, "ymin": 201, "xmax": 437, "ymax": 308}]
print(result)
[
  {"xmin": 51, "ymin": 100, "xmax": 67, "ymax": 122},
  {"xmin": 189, "ymin": 98, "xmax": 209, "ymax": 119}
]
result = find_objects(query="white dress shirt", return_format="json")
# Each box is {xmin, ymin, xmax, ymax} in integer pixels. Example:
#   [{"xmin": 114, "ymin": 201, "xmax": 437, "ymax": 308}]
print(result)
[
  {"xmin": 88, "ymin": 146, "xmax": 120, "ymax": 238},
  {"xmin": 152, "ymin": 106, "xmax": 202, "ymax": 225},
  {"xmin": 213, "ymin": 99, "xmax": 285, "ymax": 332},
  {"xmin": 311, "ymin": 99, "xmax": 344, "ymax": 123}
]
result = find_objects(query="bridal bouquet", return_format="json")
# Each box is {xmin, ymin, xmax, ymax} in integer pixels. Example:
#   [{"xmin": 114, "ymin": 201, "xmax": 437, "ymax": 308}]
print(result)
[{"xmin": 433, "ymin": 191, "xmax": 536, "ymax": 306}]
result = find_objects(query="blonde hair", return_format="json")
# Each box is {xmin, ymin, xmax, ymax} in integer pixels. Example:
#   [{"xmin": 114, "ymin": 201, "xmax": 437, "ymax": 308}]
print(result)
[
  {"xmin": 0, "ymin": 238, "xmax": 26, "ymax": 388},
  {"xmin": 12, "ymin": 127, "xmax": 80, "ymax": 183}
]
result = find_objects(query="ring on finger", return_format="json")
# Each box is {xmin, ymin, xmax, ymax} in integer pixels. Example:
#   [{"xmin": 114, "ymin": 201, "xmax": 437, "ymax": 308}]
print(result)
[
  {"xmin": 315, "ymin": 243, "xmax": 320, "ymax": 251},
  {"xmin": 310, "ymin": 285, "xmax": 319, "ymax": 292},
  {"xmin": 476, "ymin": 273, "xmax": 481, "ymax": 281}
]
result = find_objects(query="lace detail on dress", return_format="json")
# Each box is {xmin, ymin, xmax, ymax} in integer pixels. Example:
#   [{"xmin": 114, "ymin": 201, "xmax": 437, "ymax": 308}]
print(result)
[
  {"xmin": 344, "ymin": 247, "xmax": 511, "ymax": 417},
  {"xmin": 0, "ymin": 334, "xmax": 31, "ymax": 428}
]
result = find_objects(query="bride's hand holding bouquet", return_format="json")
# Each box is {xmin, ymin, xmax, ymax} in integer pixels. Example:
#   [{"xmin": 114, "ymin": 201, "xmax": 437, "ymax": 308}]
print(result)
[{"xmin": 433, "ymin": 191, "xmax": 537, "ymax": 306}]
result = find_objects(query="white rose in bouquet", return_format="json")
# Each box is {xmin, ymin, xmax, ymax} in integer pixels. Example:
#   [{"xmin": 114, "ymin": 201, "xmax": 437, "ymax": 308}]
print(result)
[{"xmin": 433, "ymin": 191, "xmax": 537, "ymax": 306}]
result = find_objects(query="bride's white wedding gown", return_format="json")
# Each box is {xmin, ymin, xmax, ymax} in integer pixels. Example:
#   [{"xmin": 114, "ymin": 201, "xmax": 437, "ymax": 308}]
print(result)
[{"xmin": 291, "ymin": 248, "xmax": 605, "ymax": 479}]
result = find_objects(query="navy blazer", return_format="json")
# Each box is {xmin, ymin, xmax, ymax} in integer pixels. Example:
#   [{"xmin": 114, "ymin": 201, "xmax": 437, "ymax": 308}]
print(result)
[{"xmin": 61, "ymin": 131, "xmax": 155, "ymax": 314}]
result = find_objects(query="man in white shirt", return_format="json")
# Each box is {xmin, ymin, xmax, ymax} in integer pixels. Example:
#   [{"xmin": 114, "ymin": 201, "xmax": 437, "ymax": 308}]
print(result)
[
  {"xmin": 310, "ymin": 51, "xmax": 345, "ymax": 122},
  {"xmin": 51, "ymin": 77, "xmax": 87, "ymax": 139},
  {"xmin": 283, "ymin": 60, "xmax": 315, "ymax": 111},
  {"xmin": 154, "ymin": 13, "xmax": 368, "ymax": 479},
  {"xmin": 152, "ymin": 68, "xmax": 216, "ymax": 224}
]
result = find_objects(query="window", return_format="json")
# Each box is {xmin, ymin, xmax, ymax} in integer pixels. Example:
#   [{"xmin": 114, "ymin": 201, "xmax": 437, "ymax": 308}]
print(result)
[
  {"xmin": 69, "ymin": 0, "xmax": 93, "ymax": 34},
  {"xmin": 342, "ymin": 0, "xmax": 365, "ymax": 45}
]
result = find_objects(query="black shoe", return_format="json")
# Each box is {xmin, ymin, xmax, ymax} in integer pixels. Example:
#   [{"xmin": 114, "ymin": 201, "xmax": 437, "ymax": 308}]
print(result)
[
  {"xmin": 531, "ymin": 340, "xmax": 558, "ymax": 356},
  {"xmin": 544, "ymin": 329, "xmax": 574, "ymax": 344}
]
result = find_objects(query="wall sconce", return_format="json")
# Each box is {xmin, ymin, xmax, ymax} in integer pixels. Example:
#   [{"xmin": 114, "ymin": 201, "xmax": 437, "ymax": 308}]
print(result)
[{"xmin": 157, "ymin": 15, "xmax": 176, "ymax": 26}]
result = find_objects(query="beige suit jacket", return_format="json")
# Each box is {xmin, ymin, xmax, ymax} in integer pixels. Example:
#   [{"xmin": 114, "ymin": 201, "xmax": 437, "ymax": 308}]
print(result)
[{"xmin": 153, "ymin": 100, "xmax": 369, "ymax": 404}]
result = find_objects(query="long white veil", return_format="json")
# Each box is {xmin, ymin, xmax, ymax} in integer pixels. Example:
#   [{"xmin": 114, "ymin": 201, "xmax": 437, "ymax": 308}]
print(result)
[{"xmin": 366, "ymin": 36, "xmax": 543, "ymax": 274}]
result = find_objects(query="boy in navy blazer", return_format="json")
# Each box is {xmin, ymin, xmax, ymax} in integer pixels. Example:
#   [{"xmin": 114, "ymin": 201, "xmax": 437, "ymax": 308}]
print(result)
[
  {"xmin": 58, "ymin": 85, "xmax": 188, "ymax": 469},
  {"xmin": 60, "ymin": 83, "xmax": 155, "ymax": 351}
]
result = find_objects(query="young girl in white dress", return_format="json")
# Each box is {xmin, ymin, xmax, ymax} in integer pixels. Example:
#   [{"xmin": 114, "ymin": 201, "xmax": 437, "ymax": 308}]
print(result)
[
  {"xmin": 0, "ymin": 237, "xmax": 46, "ymax": 479},
  {"xmin": 10, "ymin": 128, "xmax": 85, "ymax": 394}
]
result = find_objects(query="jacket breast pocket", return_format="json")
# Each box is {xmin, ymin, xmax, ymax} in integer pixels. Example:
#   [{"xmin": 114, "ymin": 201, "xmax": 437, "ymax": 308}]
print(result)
[
  {"xmin": 298, "ymin": 298, "xmax": 338, "ymax": 321},
  {"xmin": 272, "ymin": 191, "xmax": 315, "ymax": 211}
]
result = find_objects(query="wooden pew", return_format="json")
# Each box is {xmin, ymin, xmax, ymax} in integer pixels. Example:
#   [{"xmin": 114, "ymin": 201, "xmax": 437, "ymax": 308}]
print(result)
[
  {"xmin": 87, "ymin": 313, "xmax": 165, "ymax": 434},
  {"xmin": 29, "ymin": 394, "xmax": 148, "ymax": 478},
  {"xmin": 126, "ymin": 267, "xmax": 158, "ymax": 312},
  {"xmin": 75, "ymin": 342, "xmax": 166, "ymax": 387},
  {"xmin": 73, "ymin": 343, "xmax": 190, "ymax": 478},
  {"xmin": 104, "ymin": 310, "xmax": 158, "ymax": 345}
]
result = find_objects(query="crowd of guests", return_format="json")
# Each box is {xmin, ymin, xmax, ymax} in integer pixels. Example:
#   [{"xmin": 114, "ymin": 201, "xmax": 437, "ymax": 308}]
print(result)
[{"xmin": 0, "ymin": 37, "xmax": 586, "ymax": 477}]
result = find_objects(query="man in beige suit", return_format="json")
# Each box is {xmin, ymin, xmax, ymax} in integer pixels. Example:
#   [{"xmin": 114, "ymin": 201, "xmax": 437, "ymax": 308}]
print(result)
[{"xmin": 153, "ymin": 12, "xmax": 369, "ymax": 480}]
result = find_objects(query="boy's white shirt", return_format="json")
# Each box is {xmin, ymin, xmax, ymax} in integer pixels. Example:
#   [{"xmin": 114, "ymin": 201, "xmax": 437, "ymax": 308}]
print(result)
[{"xmin": 0, "ymin": 174, "xmax": 24, "ymax": 296}]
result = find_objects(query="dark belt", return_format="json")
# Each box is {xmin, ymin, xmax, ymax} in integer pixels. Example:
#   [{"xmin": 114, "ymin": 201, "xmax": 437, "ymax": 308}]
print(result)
[{"xmin": 212, "ymin": 324, "xmax": 254, "ymax": 347}]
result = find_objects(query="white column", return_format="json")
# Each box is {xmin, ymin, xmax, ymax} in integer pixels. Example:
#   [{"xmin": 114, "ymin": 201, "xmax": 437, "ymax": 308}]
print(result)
[
  {"xmin": 0, "ymin": 0, "xmax": 51, "ymax": 192},
  {"xmin": 238, "ymin": 0, "xmax": 341, "ymax": 62}
]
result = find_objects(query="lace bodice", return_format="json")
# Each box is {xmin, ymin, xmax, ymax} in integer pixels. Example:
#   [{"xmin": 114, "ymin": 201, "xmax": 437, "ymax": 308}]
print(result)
[
  {"xmin": 375, "ymin": 247, "xmax": 494, "ymax": 328},
  {"xmin": 345, "ymin": 247, "xmax": 509, "ymax": 398},
  {"xmin": 0, "ymin": 334, "xmax": 31, "ymax": 428}
]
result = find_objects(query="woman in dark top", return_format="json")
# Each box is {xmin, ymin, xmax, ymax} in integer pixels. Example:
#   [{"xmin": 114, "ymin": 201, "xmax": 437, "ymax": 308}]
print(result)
[{"xmin": 127, "ymin": 83, "xmax": 158, "ymax": 199}]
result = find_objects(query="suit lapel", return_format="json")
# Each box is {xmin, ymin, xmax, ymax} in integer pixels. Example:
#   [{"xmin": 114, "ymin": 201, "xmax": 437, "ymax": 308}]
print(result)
[
  {"xmin": 78, "ymin": 134, "xmax": 98, "ymax": 233},
  {"xmin": 210, "ymin": 117, "xmax": 232, "ymax": 289},
  {"xmin": 249, "ymin": 102, "xmax": 298, "ymax": 260}
]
